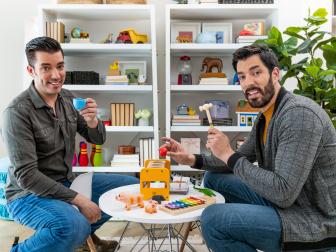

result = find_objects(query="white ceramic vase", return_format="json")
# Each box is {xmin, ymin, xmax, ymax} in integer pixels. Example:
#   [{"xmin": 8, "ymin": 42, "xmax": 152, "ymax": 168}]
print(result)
[{"xmin": 138, "ymin": 118, "xmax": 149, "ymax": 126}]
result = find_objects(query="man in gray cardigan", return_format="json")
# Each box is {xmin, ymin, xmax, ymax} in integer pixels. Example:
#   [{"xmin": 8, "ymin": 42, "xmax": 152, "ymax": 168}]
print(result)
[{"xmin": 161, "ymin": 45, "xmax": 336, "ymax": 251}]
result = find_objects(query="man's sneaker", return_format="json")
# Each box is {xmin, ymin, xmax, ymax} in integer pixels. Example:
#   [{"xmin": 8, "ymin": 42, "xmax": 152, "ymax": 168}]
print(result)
[
  {"xmin": 91, "ymin": 233, "xmax": 120, "ymax": 252},
  {"xmin": 76, "ymin": 234, "xmax": 120, "ymax": 252},
  {"xmin": 12, "ymin": 236, "xmax": 19, "ymax": 248}
]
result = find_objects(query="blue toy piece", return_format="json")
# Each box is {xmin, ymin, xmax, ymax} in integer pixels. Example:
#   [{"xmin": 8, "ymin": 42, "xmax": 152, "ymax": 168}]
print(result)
[{"xmin": 233, "ymin": 73, "xmax": 240, "ymax": 85}]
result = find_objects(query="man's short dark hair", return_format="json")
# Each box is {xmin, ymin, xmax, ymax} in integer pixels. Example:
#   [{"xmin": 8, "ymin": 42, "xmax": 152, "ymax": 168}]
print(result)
[
  {"xmin": 232, "ymin": 44, "xmax": 279, "ymax": 74},
  {"xmin": 25, "ymin": 36, "xmax": 64, "ymax": 67}
]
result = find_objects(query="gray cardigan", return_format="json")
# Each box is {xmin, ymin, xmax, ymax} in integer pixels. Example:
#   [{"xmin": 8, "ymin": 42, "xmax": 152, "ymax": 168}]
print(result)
[{"xmin": 194, "ymin": 88, "xmax": 336, "ymax": 250}]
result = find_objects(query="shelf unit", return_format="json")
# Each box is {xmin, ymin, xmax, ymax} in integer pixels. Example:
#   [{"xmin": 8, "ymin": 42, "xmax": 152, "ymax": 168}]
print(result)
[
  {"xmin": 38, "ymin": 4, "xmax": 159, "ymax": 173},
  {"xmin": 165, "ymin": 3, "xmax": 279, "ymax": 171}
]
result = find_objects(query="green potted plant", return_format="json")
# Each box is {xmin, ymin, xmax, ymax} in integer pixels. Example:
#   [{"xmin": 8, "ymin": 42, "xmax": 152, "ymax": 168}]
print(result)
[{"xmin": 255, "ymin": 8, "xmax": 336, "ymax": 126}]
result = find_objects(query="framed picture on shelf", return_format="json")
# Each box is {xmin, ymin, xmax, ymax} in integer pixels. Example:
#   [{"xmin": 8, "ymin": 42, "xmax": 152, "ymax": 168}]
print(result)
[
  {"xmin": 125, "ymin": 69, "xmax": 140, "ymax": 84},
  {"xmin": 202, "ymin": 22, "xmax": 232, "ymax": 43},
  {"xmin": 171, "ymin": 22, "xmax": 201, "ymax": 43},
  {"xmin": 119, "ymin": 61, "xmax": 147, "ymax": 83}
]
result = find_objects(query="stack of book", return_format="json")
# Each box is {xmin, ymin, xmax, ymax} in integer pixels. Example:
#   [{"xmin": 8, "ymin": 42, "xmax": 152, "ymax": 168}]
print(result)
[
  {"xmin": 235, "ymin": 35, "xmax": 268, "ymax": 43},
  {"xmin": 199, "ymin": 77, "xmax": 229, "ymax": 85},
  {"xmin": 105, "ymin": 75, "xmax": 129, "ymax": 85},
  {"xmin": 139, "ymin": 137, "xmax": 155, "ymax": 167},
  {"xmin": 110, "ymin": 103, "xmax": 134, "ymax": 126},
  {"xmin": 172, "ymin": 115, "xmax": 201, "ymax": 126},
  {"xmin": 203, "ymin": 117, "xmax": 232, "ymax": 126},
  {"xmin": 110, "ymin": 154, "xmax": 139, "ymax": 168},
  {"xmin": 45, "ymin": 21, "xmax": 65, "ymax": 43}
]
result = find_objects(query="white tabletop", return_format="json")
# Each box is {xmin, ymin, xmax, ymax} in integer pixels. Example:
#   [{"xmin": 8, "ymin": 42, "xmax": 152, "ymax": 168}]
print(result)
[{"xmin": 99, "ymin": 184, "xmax": 225, "ymax": 224}]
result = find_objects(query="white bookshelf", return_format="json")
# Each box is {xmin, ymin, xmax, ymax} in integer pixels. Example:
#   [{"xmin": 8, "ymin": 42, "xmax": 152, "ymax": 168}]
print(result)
[
  {"xmin": 170, "ymin": 84, "xmax": 242, "ymax": 92},
  {"xmin": 72, "ymin": 164, "xmax": 201, "ymax": 173},
  {"xmin": 64, "ymin": 85, "xmax": 152, "ymax": 93},
  {"xmin": 60, "ymin": 43, "xmax": 152, "ymax": 56},
  {"xmin": 170, "ymin": 126, "xmax": 252, "ymax": 132},
  {"xmin": 38, "ymin": 4, "xmax": 159, "ymax": 171},
  {"xmin": 165, "ymin": 3, "xmax": 279, "ymax": 171}
]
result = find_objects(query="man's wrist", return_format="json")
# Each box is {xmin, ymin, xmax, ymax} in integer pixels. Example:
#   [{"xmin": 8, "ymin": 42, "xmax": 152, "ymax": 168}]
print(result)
[
  {"xmin": 87, "ymin": 118, "xmax": 99, "ymax": 128},
  {"xmin": 220, "ymin": 149, "xmax": 235, "ymax": 164},
  {"xmin": 187, "ymin": 154, "xmax": 196, "ymax": 166}
]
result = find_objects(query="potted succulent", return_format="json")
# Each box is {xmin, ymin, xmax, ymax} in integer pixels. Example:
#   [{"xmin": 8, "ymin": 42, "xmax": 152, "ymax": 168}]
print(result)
[
  {"xmin": 255, "ymin": 8, "xmax": 336, "ymax": 127},
  {"xmin": 135, "ymin": 109, "xmax": 151, "ymax": 126}
]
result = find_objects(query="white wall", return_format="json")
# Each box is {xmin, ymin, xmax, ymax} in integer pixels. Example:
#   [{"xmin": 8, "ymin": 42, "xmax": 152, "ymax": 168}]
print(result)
[{"xmin": 0, "ymin": 0, "xmax": 332, "ymax": 157}]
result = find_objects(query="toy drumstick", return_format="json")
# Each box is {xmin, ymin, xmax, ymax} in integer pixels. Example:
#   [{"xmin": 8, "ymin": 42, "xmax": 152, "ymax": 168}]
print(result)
[{"xmin": 199, "ymin": 103, "xmax": 214, "ymax": 128}]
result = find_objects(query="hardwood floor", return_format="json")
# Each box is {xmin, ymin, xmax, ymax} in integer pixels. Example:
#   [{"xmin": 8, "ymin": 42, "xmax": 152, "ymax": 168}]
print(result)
[{"xmin": 0, "ymin": 219, "xmax": 204, "ymax": 252}]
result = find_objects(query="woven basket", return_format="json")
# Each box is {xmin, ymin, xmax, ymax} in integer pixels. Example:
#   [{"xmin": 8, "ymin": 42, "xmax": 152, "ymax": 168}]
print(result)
[
  {"xmin": 57, "ymin": 0, "xmax": 102, "ymax": 4},
  {"xmin": 105, "ymin": 0, "xmax": 146, "ymax": 4}
]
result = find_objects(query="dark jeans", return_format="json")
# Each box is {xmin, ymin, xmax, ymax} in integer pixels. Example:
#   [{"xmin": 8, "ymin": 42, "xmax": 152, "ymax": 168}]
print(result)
[
  {"xmin": 201, "ymin": 172, "xmax": 282, "ymax": 252},
  {"xmin": 8, "ymin": 173, "xmax": 139, "ymax": 252}
]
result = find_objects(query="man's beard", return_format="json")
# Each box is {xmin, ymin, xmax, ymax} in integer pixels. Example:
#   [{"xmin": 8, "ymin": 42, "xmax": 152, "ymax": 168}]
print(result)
[{"xmin": 244, "ymin": 77, "xmax": 275, "ymax": 108}]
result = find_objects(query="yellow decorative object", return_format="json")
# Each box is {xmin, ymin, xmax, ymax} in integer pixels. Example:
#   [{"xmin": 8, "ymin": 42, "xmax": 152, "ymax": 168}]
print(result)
[
  {"xmin": 140, "ymin": 160, "xmax": 170, "ymax": 201},
  {"xmin": 118, "ymin": 28, "xmax": 148, "ymax": 44},
  {"xmin": 108, "ymin": 60, "xmax": 120, "ymax": 76},
  {"xmin": 188, "ymin": 107, "xmax": 196, "ymax": 116},
  {"xmin": 111, "ymin": 60, "xmax": 119, "ymax": 70}
]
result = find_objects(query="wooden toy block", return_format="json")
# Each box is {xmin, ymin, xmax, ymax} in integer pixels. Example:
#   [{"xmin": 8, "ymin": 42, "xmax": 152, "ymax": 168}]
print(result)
[
  {"xmin": 140, "ymin": 159, "xmax": 171, "ymax": 201},
  {"xmin": 159, "ymin": 195, "xmax": 216, "ymax": 215}
]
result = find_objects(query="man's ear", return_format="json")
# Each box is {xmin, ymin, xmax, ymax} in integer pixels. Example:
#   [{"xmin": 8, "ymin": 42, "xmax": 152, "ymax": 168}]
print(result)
[
  {"xmin": 27, "ymin": 65, "xmax": 34, "ymax": 78},
  {"xmin": 272, "ymin": 67, "xmax": 280, "ymax": 83}
]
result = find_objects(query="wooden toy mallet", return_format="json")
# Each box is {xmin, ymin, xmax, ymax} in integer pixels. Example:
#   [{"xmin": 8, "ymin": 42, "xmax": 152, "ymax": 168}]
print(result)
[{"xmin": 199, "ymin": 103, "xmax": 214, "ymax": 128}]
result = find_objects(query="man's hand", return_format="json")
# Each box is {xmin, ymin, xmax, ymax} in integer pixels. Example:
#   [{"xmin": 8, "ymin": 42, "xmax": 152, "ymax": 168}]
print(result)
[
  {"xmin": 80, "ymin": 98, "xmax": 98, "ymax": 128},
  {"xmin": 206, "ymin": 127, "xmax": 234, "ymax": 163},
  {"xmin": 71, "ymin": 193, "xmax": 101, "ymax": 224},
  {"xmin": 160, "ymin": 137, "xmax": 195, "ymax": 166}
]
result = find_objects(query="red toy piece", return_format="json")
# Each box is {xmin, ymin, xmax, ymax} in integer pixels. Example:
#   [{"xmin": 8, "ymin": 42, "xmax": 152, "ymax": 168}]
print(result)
[
  {"xmin": 159, "ymin": 147, "xmax": 168, "ymax": 157},
  {"xmin": 78, "ymin": 142, "xmax": 89, "ymax": 166}
]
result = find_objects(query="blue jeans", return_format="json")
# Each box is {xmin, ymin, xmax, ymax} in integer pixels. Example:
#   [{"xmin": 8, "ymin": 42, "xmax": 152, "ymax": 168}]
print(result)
[
  {"xmin": 7, "ymin": 173, "xmax": 139, "ymax": 252},
  {"xmin": 201, "ymin": 172, "xmax": 282, "ymax": 252}
]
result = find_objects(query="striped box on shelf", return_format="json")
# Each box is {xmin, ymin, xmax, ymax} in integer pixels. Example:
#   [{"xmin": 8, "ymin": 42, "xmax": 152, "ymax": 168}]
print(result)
[{"xmin": 110, "ymin": 103, "xmax": 135, "ymax": 126}]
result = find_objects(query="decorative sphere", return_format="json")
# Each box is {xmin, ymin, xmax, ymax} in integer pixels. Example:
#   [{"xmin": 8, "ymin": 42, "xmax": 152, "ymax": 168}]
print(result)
[{"xmin": 71, "ymin": 27, "xmax": 81, "ymax": 38}]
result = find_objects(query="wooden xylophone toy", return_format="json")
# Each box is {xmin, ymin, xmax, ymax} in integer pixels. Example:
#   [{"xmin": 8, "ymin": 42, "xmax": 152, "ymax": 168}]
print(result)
[{"xmin": 159, "ymin": 195, "xmax": 216, "ymax": 215}]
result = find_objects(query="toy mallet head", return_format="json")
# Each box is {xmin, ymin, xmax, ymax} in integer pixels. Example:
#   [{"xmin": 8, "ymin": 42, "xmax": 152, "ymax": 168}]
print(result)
[{"xmin": 199, "ymin": 103, "xmax": 214, "ymax": 127}]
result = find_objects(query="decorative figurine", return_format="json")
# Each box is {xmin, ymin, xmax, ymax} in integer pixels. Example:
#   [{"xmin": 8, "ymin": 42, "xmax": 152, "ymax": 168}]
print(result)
[
  {"xmin": 176, "ymin": 104, "xmax": 189, "ymax": 115},
  {"xmin": 177, "ymin": 56, "xmax": 192, "ymax": 85},
  {"xmin": 144, "ymin": 200, "xmax": 159, "ymax": 214},
  {"xmin": 115, "ymin": 192, "xmax": 144, "ymax": 211},
  {"xmin": 102, "ymin": 33, "xmax": 113, "ymax": 43},
  {"xmin": 199, "ymin": 57, "xmax": 227, "ymax": 81},
  {"xmin": 138, "ymin": 74, "xmax": 146, "ymax": 85},
  {"xmin": 201, "ymin": 57, "xmax": 223, "ymax": 73}
]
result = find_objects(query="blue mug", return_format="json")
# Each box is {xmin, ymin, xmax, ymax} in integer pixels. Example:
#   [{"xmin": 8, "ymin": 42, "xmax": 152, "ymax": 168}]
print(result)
[{"xmin": 73, "ymin": 98, "xmax": 86, "ymax": 110}]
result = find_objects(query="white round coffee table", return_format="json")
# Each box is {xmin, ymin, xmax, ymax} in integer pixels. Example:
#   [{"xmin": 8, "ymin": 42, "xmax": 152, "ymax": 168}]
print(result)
[{"xmin": 99, "ymin": 183, "xmax": 225, "ymax": 252}]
